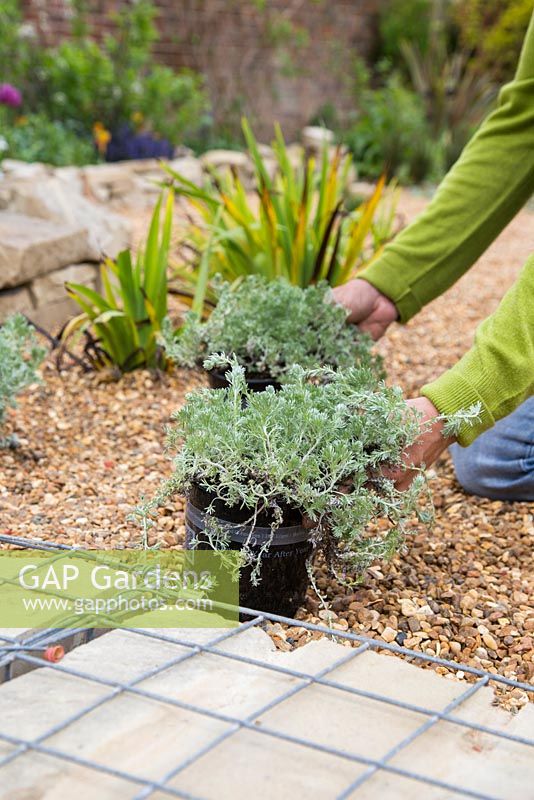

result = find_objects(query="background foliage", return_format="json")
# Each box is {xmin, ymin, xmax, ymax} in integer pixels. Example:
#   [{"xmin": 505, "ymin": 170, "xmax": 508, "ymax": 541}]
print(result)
[
  {"xmin": 1, "ymin": 0, "xmax": 528, "ymax": 176},
  {"xmin": 454, "ymin": 0, "xmax": 533, "ymax": 81},
  {"xmin": 0, "ymin": 110, "xmax": 96, "ymax": 166},
  {"xmin": 0, "ymin": 0, "xmax": 209, "ymax": 164},
  {"xmin": 342, "ymin": 0, "xmax": 529, "ymax": 183},
  {"xmin": 0, "ymin": 314, "xmax": 45, "ymax": 436}
]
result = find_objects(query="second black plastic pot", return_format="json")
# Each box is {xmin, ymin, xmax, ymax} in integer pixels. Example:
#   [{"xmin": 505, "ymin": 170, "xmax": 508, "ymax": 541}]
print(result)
[
  {"xmin": 185, "ymin": 483, "xmax": 312, "ymax": 618},
  {"xmin": 206, "ymin": 368, "xmax": 282, "ymax": 393}
]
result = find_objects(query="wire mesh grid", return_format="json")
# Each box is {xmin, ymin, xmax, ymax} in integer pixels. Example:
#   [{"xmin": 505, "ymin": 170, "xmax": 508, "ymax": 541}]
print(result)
[{"xmin": 0, "ymin": 533, "xmax": 532, "ymax": 800}]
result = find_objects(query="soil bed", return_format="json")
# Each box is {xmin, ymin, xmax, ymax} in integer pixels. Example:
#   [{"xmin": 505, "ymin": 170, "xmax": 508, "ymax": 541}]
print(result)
[{"xmin": 1, "ymin": 192, "xmax": 532, "ymax": 707}]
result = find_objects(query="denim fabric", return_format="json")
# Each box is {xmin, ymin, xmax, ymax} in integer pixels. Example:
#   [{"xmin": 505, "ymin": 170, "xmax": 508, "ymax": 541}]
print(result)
[{"xmin": 450, "ymin": 397, "xmax": 534, "ymax": 501}]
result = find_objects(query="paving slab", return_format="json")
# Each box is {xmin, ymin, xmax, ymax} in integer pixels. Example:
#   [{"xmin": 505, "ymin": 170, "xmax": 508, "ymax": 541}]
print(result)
[{"xmin": 0, "ymin": 625, "xmax": 531, "ymax": 800}]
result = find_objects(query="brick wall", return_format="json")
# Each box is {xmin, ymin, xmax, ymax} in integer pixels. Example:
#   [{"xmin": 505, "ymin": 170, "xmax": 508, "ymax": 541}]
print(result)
[{"xmin": 21, "ymin": 0, "xmax": 382, "ymax": 140}]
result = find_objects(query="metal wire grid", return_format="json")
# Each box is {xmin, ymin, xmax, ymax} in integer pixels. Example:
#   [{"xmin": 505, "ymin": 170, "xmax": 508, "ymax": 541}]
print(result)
[{"xmin": 0, "ymin": 535, "xmax": 532, "ymax": 800}]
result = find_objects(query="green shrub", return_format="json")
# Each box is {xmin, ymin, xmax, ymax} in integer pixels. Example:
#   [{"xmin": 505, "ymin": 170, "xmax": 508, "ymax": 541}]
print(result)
[
  {"xmin": 345, "ymin": 2, "xmax": 497, "ymax": 183},
  {"xmin": 379, "ymin": 0, "xmax": 433, "ymax": 66},
  {"xmin": 344, "ymin": 73, "xmax": 439, "ymax": 183},
  {"xmin": 164, "ymin": 276, "xmax": 383, "ymax": 382},
  {"xmin": 454, "ymin": 0, "xmax": 533, "ymax": 82},
  {"xmin": 135, "ymin": 66, "xmax": 210, "ymax": 145},
  {"xmin": 62, "ymin": 191, "xmax": 174, "ymax": 372},
  {"xmin": 168, "ymin": 118, "xmax": 395, "ymax": 304},
  {"xmin": 0, "ymin": 314, "xmax": 46, "ymax": 440},
  {"xmin": 400, "ymin": 36, "xmax": 496, "ymax": 170},
  {"xmin": 40, "ymin": 1, "xmax": 209, "ymax": 146},
  {"xmin": 0, "ymin": 0, "xmax": 208, "ymax": 155},
  {"xmin": 159, "ymin": 362, "xmax": 428, "ymax": 579},
  {"xmin": 42, "ymin": 39, "xmax": 124, "ymax": 135},
  {"xmin": 0, "ymin": 111, "xmax": 96, "ymax": 166},
  {"xmin": 0, "ymin": 1, "xmax": 44, "ymax": 109},
  {"xmin": 347, "ymin": 0, "xmax": 499, "ymax": 182}
]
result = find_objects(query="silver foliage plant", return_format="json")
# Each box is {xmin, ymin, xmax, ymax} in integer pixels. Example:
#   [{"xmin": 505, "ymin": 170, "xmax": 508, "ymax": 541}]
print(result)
[
  {"xmin": 163, "ymin": 276, "xmax": 384, "ymax": 381},
  {"xmin": 0, "ymin": 314, "xmax": 45, "ymax": 443},
  {"xmin": 161, "ymin": 360, "xmax": 430, "ymax": 583}
]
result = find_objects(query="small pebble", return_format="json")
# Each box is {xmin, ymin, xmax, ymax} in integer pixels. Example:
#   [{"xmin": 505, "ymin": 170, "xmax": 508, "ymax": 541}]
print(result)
[{"xmin": 381, "ymin": 627, "xmax": 398, "ymax": 643}]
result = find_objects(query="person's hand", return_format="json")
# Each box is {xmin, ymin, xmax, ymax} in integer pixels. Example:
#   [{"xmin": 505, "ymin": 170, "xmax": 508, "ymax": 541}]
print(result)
[
  {"xmin": 385, "ymin": 397, "xmax": 455, "ymax": 490},
  {"xmin": 332, "ymin": 279, "xmax": 398, "ymax": 340}
]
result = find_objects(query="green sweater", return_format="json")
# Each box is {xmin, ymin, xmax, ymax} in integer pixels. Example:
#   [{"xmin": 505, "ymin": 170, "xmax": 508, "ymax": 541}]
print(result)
[{"xmin": 360, "ymin": 12, "xmax": 534, "ymax": 446}]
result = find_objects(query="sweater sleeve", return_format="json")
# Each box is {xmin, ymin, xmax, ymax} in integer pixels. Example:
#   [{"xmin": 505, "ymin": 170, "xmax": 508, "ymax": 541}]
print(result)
[
  {"xmin": 359, "ymin": 12, "xmax": 534, "ymax": 324},
  {"xmin": 421, "ymin": 254, "xmax": 534, "ymax": 446}
]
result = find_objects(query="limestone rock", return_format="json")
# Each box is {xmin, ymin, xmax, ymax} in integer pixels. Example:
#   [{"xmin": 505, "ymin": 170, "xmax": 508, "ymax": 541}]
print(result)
[
  {"xmin": 200, "ymin": 149, "xmax": 254, "ymax": 187},
  {"xmin": 302, "ymin": 125, "xmax": 335, "ymax": 154},
  {"xmin": 81, "ymin": 164, "xmax": 129, "ymax": 202},
  {"xmin": 0, "ymin": 286, "xmax": 33, "ymax": 323},
  {"xmin": 167, "ymin": 156, "xmax": 203, "ymax": 186},
  {"xmin": 118, "ymin": 158, "xmax": 161, "ymax": 175},
  {"xmin": 347, "ymin": 181, "xmax": 378, "ymax": 204},
  {"xmin": 257, "ymin": 143, "xmax": 275, "ymax": 159},
  {"xmin": 24, "ymin": 296, "xmax": 80, "ymax": 330},
  {"xmin": 31, "ymin": 263, "xmax": 99, "ymax": 307},
  {"xmin": 200, "ymin": 149, "xmax": 250, "ymax": 170},
  {"xmin": 2, "ymin": 177, "xmax": 132, "ymax": 259},
  {"xmin": 53, "ymin": 166, "xmax": 84, "ymax": 196},
  {"xmin": 0, "ymin": 212, "xmax": 94, "ymax": 289},
  {"xmin": 285, "ymin": 142, "xmax": 305, "ymax": 171},
  {"xmin": 0, "ymin": 159, "xmax": 51, "ymax": 180}
]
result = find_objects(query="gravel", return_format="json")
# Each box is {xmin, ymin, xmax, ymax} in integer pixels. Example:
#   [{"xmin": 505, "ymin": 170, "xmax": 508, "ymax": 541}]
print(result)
[{"xmin": 0, "ymin": 191, "xmax": 532, "ymax": 707}]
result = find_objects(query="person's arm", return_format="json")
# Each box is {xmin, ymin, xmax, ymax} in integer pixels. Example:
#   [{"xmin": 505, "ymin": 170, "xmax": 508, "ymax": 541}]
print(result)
[
  {"xmin": 357, "ymin": 12, "xmax": 534, "ymax": 324},
  {"xmin": 386, "ymin": 251, "xmax": 534, "ymax": 483},
  {"xmin": 421, "ymin": 253, "xmax": 534, "ymax": 445}
]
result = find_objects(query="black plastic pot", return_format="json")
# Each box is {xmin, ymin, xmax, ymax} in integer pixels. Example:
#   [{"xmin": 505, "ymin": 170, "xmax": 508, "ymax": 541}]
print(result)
[
  {"xmin": 206, "ymin": 368, "xmax": 282, "ymax": 393},
  {"xmin": 185, "ymin": 483, "xmax": 313, "ymax": 618}
]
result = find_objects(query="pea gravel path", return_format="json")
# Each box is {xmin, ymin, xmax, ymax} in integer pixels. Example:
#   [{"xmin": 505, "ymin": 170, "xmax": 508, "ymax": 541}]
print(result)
[{"xmin": 0, "ymin": 192, "xmax": 532, "ymax": 706}]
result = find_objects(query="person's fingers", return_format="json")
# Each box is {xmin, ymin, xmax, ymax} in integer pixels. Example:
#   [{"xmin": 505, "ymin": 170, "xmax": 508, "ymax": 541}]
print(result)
[
  {"xmin": 332, "ymin": 279, "xmax": 373, "ymax": 324},
  {"xmin": 381, "ymin": 463, "xmax": 416, "ymax": 490},
  {"xmin": 358, "ymin": 318, "xmax": 387, "ymax": 341},
  {"xmin": 393, "ymin": 471, "xmax": 416, "ymax": 491}
]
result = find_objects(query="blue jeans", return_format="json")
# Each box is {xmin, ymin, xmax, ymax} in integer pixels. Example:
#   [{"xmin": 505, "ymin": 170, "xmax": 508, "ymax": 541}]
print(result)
[{"xmin": 450, "ymin": 397, "xmax": 534, "ymax": 501}]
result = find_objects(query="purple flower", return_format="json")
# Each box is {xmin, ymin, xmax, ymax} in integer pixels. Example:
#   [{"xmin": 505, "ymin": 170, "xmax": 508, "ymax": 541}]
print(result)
[
  {"xmin": 0, "ymin": 84, "xmax": 22, "ymax": 108},
  {"xmin": 105, "ymin": 125, "xmax": 174, "ymax": 162}
]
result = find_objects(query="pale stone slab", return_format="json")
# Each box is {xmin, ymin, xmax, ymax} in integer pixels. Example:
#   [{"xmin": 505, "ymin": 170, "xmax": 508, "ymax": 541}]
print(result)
[
  {"xmin": 168, "ymin": 156, "xmax": 204, "ymax": 187},
  {"xmin": 3, "ymin": 178, "xmax": 132, "ymax": 259},
  {"xmin": 302, "ymin": 126, "xmax": 335, "ymax": 151},
  {"xmin": 381, "ymin": 694, "xmax": 534, "ymax": 800},
  {"xmin": 200, "ymin": 150, "xmax": 250, "ymax": 170},
  {"xmin": 54, "ymin": 166, "xmax": 84, "ymax": 195},
  {"xmin": 348, "ymin": 181, "xmax": 377, "ymax": 203},
  {"xmin": 0, "ymin": 285, "xmax": 33, "ymax": 322},
  {"xmin": 24, "ymin": 297, "xmax": 80, "ymax": 330},
  {"xmin": 0, "ymin": 627, "xmax": 32, "ymax": 646},
  {"xmin": 0, "ymin": 627, "xmax": 532, "ymax": 800},
  {"xmin": 32, "ymin": 263, "xmax": 99, "ymax": 307},
  {"xmin": 0, "ymin": 213, "xmax": 92, "ymax": 289},
  {"xmin": 81, "ymin": 164, "xmax": 131, "ymax": 202},
  {"xmin": 200, "ymin": 149, "xmax": 254, "ymax": 187},
  {"xmin": 0, "ymin": 751, "xmax": 134, "ymax": 800},
  {"xmin": 0, "ymin": 159, "xmax": 51, "ymax": 180}
]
